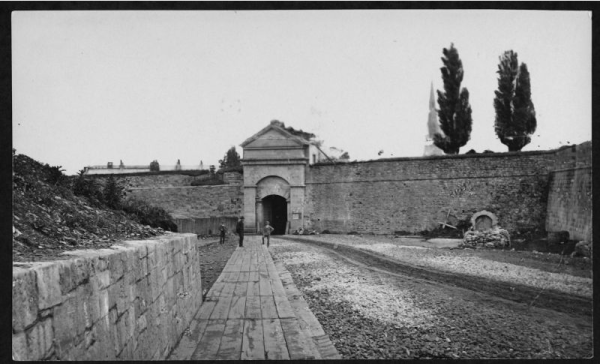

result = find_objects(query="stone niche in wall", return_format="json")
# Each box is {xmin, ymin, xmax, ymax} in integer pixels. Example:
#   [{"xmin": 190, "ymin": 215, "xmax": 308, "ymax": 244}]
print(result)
[{"xmin": 462, "ymin": 210, "xmax": 511, "ymax": 248}]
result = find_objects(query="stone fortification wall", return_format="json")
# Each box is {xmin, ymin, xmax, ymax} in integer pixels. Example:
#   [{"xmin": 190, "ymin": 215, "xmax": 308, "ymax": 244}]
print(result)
[
  {"xmin": 12, "ymin": 234, "xmax": 202, "ymax": 361},
  {"xmin": 304, "ymin": 151, "xmax": 556, "ymax": 234},
  {"xmin": 89, "ymin": 172, "xmax": 244, "ymax": 221},
  {"xmin": 545, "ymin": 142, "xmax": 592, "ymax": 241},
  {"xmin": 174, "ymin": 216, "xmax": 239, "ymax": 236},
  {"xmin": 127, "ymin": 185, "xmax": 243, "ymax": 220}
]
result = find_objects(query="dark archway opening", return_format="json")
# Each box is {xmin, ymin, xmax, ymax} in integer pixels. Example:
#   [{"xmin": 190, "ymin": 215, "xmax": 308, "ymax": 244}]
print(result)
[{"xmin": 262, "ymin": 195, "xmax": 287, "ymax": 235}]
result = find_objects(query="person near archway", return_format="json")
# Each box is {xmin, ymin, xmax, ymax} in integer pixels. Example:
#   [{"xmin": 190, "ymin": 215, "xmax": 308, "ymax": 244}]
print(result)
[
  {"xmin": 262, "ymin": 221, "xmax": 274, "ymax": 247},
  {"xmin": 235, "ymin": 216, "xmax": 245, "ymax": 247},
  {"xmin": 219, "ymin": 222, "xmax": 226, "ymax": 245}
]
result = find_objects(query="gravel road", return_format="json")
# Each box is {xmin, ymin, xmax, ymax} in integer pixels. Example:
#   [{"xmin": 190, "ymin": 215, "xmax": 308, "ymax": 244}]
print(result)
[{"xmin": 268, "ymin": 237, "xmax": 593, "ymax": 359}]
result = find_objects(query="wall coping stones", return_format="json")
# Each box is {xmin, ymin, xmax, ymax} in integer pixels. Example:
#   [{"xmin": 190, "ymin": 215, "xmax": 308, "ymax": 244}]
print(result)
[{"xmin": 310, "ymin": 148, "xmax": 560, "ymax": 167}]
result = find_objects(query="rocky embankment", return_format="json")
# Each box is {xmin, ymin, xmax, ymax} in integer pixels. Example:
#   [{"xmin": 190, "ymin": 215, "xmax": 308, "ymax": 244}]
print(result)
[{"xmin": 13, "ymin": 153, "xmax": 167, "ymax": 262}]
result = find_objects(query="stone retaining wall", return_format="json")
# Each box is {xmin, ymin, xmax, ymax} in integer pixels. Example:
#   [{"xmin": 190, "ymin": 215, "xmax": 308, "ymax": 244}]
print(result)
[
  {"xmin": 127, "ymin": 185, "xmax": 243, "ymax": 220},
  {"xmin": 174, "ymin": 216, "xmax": 238, "ymax": 236},
  {"xmin": 12, "ymin": 233, "xmax": 202, "ymax": 361}
]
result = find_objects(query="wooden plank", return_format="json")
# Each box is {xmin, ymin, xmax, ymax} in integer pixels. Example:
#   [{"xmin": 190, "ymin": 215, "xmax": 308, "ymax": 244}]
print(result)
[
  {"xmin": 258, "ymin": 273, "xmax": 273, "ymax": 296},
  {"xmin": 288, "ymin": 296, "xmax": 326, "ymax": 337},
  {"xmin": 260, "ymin": 295, "xmax": 278, "ymax": 319},
  {"xmin": 280, "ymin": 318, "xmax": 317, "ymax": 360},
  {"xmin": 210, "ymin": 295, "xmax": 234, "ymax": 320},
  {"xmin": 241, "ymin": 319, "xmax": 265, "ymax": 360},
  {"xmin": 228, "ymin": 295, "xmax": 247, "ymax": 319},
  {"xmin": 242, "ymin": 253, "xmax": 253, "ymax": 272},
  {"xmin": 245, "ymin": 296, "xmax": 262, "ymax": 319},
  {"xmin": 312, "ymin": 335, "xmax": 341, "ymax": 359},
  {"xmin": 196, "ymin": 300, "xmax": 217, "ymax": 320},
  {"xmin": 262, "ymin": 318, "xmax": 290, "ymax": 360},
  {"xmin": 237, "ymin": 272, "xmax": 250, "ymax": 282},
  {"xmin": 215, "ymin": 319, "xmax": 244, "ymax": 360},
  {"xmin": 233, "ymin": 281, "xmax": 248, "ymax": 296},
  {"xmin": 248, "ymin": 271, "xmax": 260, "ymax": 282},
  {"xmin": 205, "ymin": 282, "xmax": 225, "ymax": 298},
  {"xmin": 222, "ymin": 271, "xmax": 240, "ymax": 282},
  {"xmin": 168, "ymin": 318, "xmax": 210, "ymax": 360},
  {"xmin": 274, "ymin": 295, "xmax": 296, "ymax": 319},
  {"xmin": 246, "ymin": 281, "xmax": 260, "ymax": 297},
  {"xmin": 220, "ymin": 282, "xmax": 237, "ymax": 297},
  {"xmin": 190, "ymin": 319, "xmax": 226, "ymax": 360},
  {"xmin": 270, "ymin": 277, "xmax": 287, "ymax": 297}
]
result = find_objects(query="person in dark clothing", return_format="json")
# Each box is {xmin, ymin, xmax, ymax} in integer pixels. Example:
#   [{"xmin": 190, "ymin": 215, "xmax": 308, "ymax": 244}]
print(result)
[
  {"xmin": 219, "ymin": 222, "xmax": 226, "ymax": 245},
  {"xmin": 235, "ymin": 216, "xmax": 245, "ymax": 247}
]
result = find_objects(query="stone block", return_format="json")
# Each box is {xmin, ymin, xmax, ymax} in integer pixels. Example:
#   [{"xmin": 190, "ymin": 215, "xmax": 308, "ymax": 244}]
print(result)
[
  {"xmin": 108, "ymin": 251, "xmax": 125, "ymax": 282},
  {"xmin": 95, "ymin": 270, "xmax": 110, "ymax": 290},
  {"xmin": 12, "ymin": 332, "xmax": 28, "ymax": 361},
  {"xmin": 116, "ymin": 311, "xmax": 131, "ymax": 350},
  {"xmin": 54, "ymin": 293, "xmax": 86, "ymax": 355},
  {"xmin": 33, "ymin": 262, "xmax": 63, "ymax": 310},
  {"xmin": 137, "ymin": 277, "xmax": 151, "ymax": 313},
  {"xmin": 94, "ymin": 315, "xmax": 117, "ymax": 360},
  {"xmin": 160, "ymin": 266, "xmax": 168, "ymax": 290},
  {"xmin": 121, "ymin": 248, "xmax": 136, "ymax": 276},
  {"xmin": 92, "ymin": 251, "xmax": 112, "ymax": 272},
  {"xmin": 137, "ymin": 313, "xmax": 148, "ymax": 332},
  {"xmin": 80, "ymin": 282, "xmax": 98, "ymax": 328},
  {"xmin": 12, "ymin": 267, "xmax": 38, "ymax": 332},
  {"xmin": 139, "ymin": 255, "xmax": 149, "ymax": 280},
  {"xmin": 58, "ymin": 258, "xmax": 91, "ymax": 295},
  {"xmin": 98, "ymin": 288, "xmax": 110, "ymax": 323},
  {"xmin": 26, "ymin": 318, "xmax": 54, "ymax": 360},
  {"xmin": 148, "ymin": 268, "xmax": 160, "ymax": 303},
  {"xmin": 108, "ymin": 279, "xmax": 124, "ymax": 313}
]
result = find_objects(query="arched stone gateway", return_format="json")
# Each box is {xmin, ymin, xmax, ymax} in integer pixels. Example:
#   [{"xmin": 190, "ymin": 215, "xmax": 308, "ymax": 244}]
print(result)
[
  {"xmin": 255, "ymin": 176, "xmax": 290, "ymax": 234},
  {"xmin": 240, "ymin": 121, "xmax": 328, "ymax": 234}
]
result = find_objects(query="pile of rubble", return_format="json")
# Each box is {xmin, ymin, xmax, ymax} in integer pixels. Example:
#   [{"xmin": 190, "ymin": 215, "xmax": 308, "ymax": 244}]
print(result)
[
  {"xmin": 461, "ymin": 226, "xmax": 511, "ymax": 248},
  {"xmin": 572, "ymin": 241, "xmax": 592, "ymax": 258}
]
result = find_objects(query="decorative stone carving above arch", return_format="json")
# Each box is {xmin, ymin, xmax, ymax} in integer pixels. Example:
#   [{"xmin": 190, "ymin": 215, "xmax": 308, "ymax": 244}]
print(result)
[
  {"xmin": 256, "ymin": 176, "xmax": 290, "ymax": 200},
  {"xmin": 470, "ymin": 210, "xmax": 498, "ymax": 231}
]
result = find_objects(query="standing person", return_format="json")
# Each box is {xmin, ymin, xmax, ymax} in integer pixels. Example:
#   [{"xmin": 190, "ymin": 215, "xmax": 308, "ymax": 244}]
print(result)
[
  {"xmin": 262, "ymin": 221, "xmax": 275, "ymax": 247},
  {"xmin": 235, "ymin": 216, "xmax": 245, "ymax": 247},
  {"xmin": 219, "ymin": 222, "xmax": 226, "ymax": 245}
]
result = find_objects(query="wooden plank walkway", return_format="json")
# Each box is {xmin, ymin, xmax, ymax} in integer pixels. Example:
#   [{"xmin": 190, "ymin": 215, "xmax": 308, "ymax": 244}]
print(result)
[{"xmin": 168, "ymin": 236, "xmax": 340, "ymax": 360}]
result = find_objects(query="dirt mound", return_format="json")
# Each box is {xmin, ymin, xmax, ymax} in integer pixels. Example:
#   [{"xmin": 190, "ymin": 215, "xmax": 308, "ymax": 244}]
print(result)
[{"xmin": 13, "ymin": 153, "xmax": 167, "ymax": 262}]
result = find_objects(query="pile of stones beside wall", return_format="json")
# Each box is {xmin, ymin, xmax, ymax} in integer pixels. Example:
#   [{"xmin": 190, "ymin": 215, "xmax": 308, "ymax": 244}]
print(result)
[
  {"xmin": 12, "ymin": 234, "xmax": 202, "ymax": 361},
  {"xmin": 461, "ymin": 227, "xmax": 511, "ymax": 248}
]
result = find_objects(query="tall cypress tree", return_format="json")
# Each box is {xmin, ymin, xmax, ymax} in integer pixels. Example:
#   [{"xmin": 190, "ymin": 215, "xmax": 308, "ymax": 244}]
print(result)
[
  {"xmin": 433, "ymin": 43, "xmax": 473, "ymax": 154},
  {"xmin": 494, "ymin": 51, "xmax": 537, "ymax": 151}
]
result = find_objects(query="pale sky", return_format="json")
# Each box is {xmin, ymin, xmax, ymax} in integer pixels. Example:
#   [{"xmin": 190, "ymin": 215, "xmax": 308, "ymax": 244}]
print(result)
[{"xmin": 13, "ymin": 10, "xmax": 591, "ymax": 175}]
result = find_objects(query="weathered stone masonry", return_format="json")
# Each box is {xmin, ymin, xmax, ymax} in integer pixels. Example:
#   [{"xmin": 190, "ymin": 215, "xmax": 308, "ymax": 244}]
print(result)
[
  {"xmin": 12, "ymin": 234, "xmax": 202, "ymax": 361},
  {"xmin": 128, "ymin": 185, "xmax": 243, "ymax": 220},
  {"xmin": 93, "ymin": 142, "xmax": 591, "ymax": 242},
  {"xmin": 546, "ymin": 142, "xmax": 592, "ymax": 241},
  {"xmin": 304, "ymin": 151, "xmax": 557, "ymax": 234}
]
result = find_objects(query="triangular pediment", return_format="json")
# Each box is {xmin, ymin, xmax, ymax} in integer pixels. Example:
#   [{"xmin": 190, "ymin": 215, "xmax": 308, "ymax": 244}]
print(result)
[{"xmin": 241, "ymin": 122, "xmax": 310, "ymax": 148}]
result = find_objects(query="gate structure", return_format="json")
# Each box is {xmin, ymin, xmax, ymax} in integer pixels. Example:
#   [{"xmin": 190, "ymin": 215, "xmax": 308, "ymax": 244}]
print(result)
[{"xmin": 240, "ymin": 120, "xmax": 324, "ymax": 234}]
